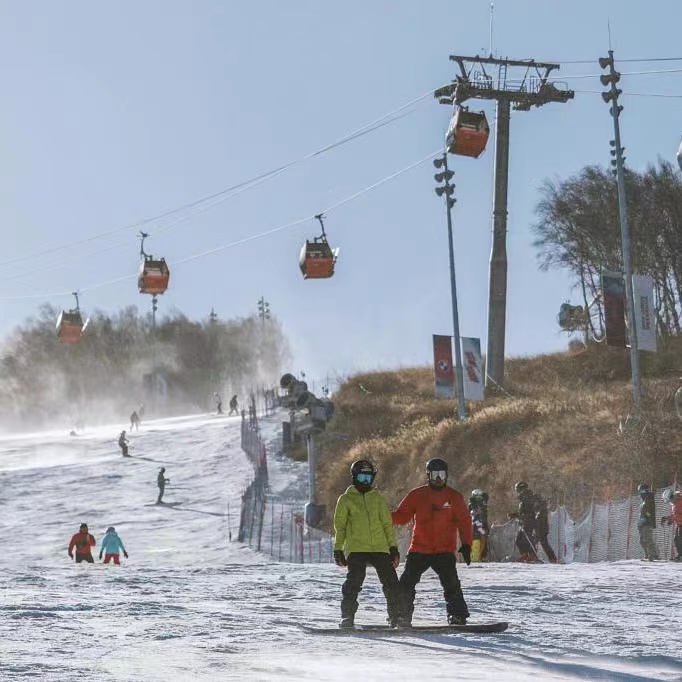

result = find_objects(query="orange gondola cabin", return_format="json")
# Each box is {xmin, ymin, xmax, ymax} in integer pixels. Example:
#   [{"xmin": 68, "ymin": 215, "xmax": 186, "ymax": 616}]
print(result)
[
  {"xmin": 56, "ymin": 294, "xmax": 87, "ymax": 344},
  {"xmin": 299, "ymin": 215, "xmax": 337, "ymax": 279},
  {"xmin": 446, "ymin": 107, "xmax": 490, "ymax": 158},
  {"xmin": 138, "ymin": 256, "xmax": 170, "ymax": 295}
]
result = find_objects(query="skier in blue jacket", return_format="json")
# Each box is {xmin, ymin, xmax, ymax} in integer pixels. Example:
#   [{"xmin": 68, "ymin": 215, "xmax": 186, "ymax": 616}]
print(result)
[{"xmin": 99, "ymin": 527, "xmax": 128, "ymax": 565}]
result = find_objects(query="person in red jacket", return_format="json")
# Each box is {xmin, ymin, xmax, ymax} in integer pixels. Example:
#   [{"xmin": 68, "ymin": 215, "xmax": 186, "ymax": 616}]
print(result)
[
  {"xmin": 392, "ymin": 458, "xmax": 473, "ymax": 626},
  {"xmin": 68, "ymin": 523, "xmax": 96, "ymax": 563}
]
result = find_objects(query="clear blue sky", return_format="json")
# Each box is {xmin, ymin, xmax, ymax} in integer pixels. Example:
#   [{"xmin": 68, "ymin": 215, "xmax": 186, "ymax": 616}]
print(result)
[{"xmin": 1, "ymin": 1, "xmax": 681, "ymax": 390}]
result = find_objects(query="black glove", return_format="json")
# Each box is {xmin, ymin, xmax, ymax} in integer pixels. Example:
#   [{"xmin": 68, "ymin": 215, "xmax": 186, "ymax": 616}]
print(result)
[
  {"xmin": 123, "ymin": 551, "xmax": 129, "ymax": 559},
  {"xmin": 99, "ymin": 552, "xmax": 103, "ymax": 560},
  {"xmin": 333, "ymin": 550, "xmax": 347, "ymax": 567},
  {"xmin": 389, "ymin": 546, "xmax": 400, "ymax": 568},
  {"xmin": 459, "ymin": 544, "xmax": 472, "ymax": 566},
  {"xmin": 68, "ymin": 551, "xmax": 73, "ymax": 559}
]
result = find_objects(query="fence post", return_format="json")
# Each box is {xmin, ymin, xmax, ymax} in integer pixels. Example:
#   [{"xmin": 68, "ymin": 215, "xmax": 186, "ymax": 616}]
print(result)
[{"xmin": 587, "ymin": 500, "xmax": 594, "ymax": 563}]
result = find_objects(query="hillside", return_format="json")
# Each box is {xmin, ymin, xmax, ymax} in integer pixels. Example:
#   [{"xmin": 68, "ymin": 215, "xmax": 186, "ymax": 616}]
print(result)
[{"xmin": 312, "ymin": 341, "xmax": 682, "ymax": 525}]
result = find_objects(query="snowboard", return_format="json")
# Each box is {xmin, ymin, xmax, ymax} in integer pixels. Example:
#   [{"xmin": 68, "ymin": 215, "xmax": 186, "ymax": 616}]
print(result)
[{"xmin": 301, "ymin": 621, "xmax": 508, "ymax": 635}]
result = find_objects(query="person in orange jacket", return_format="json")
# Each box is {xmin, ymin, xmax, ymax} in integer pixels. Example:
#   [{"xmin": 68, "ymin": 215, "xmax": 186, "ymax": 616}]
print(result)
[
  {"xmin": 392, "ymin": 458, "xmax": 473, "ymax": 626},
  {"xmin": 68, "ymin": 523, "xmax": 96, "ymax": 563},
  {"xmin": 662, "ymin": 488, "xmax": 682, "ymax": 561}
]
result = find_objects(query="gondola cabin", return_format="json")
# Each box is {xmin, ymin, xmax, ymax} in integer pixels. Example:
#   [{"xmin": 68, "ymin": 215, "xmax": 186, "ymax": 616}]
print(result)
[
  {"xmin": 299, "ymin": 237, "xmax": 336, "ymax": 279},
  {"xmin": 56, "ymin": 310, "xmax": 84, "ymax": 344},
  {"xmin": 446, "ymin": 108, "xmax": 490, "ymax": 158},
  {"xmin": 138, "ymin": 256, "xmax": 170, "ymax": 295}
]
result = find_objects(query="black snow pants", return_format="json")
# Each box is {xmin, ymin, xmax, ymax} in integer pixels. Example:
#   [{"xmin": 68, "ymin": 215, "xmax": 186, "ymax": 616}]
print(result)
[
  {"xmin": 536, "ymin": 532, "xmax": 558, "ymax": 563},
  {"xmin": 674, "ymin": 526, "xmax": 682, "ymax": 559},
  {"xmin": 399, "ymin": 552, "xmax": 468, "ymax": 622},
  {"xmin": 341, "ymin": 552, "xmax": 401, "ymax": 623}
]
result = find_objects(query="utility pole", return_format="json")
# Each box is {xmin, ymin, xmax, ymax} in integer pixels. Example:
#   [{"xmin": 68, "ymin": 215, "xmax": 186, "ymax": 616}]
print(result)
[
  {"xmin": 599, "ymin": 51, "xmax": 642, "ymax": 414},
  {"xmin": 435, "ymin": 56, "xmax": 574, "ymax": 390},
  {"xmin": 434, "ymin": 154, "xmax": 467, "ymax": 420}
]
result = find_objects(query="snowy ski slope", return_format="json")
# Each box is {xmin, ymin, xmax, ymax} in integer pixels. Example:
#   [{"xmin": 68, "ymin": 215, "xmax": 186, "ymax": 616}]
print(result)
[{"xmin": 1, "ymin": 412, "xmax": 681, "ymax": 681}]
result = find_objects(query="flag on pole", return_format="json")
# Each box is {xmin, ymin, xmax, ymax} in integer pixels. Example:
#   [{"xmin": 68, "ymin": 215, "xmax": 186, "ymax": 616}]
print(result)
[
  {"xmin": 601, "ymin": 271, "xmax": 626, "ymax": 348},
  {"xmin": 433, "ymin": 335, "xmax": 455, "ymax": 398},
  {"xmin": 632, "ymin": 274, "xmax": 657, "ymax": 352},
  {"xmin": 462, "ymin": 337, "xmax": 485, "ymax": 401}
]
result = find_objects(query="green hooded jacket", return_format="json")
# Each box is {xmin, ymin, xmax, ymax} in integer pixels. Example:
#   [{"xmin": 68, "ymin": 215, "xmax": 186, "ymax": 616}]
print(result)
[{"xmin": 333, "ymin": 485, "xmax": 397, "ymax": 555}]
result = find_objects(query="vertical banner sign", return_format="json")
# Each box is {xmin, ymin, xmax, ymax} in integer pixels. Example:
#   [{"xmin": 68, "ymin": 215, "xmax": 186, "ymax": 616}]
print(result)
[
  {"xmin": 601, "ymin": 271, "xmax": 626, "ymax": 348},
  {"xmin": 462, "ymin": 337, "xmax": 485, "ymax": 401},
  {"xmin": 433, "ymin": 335, "xmax": 455, "ymax": 398},
  {"xmin": 632, "ymin": 274, "xmax": 657, "ymax": 352}
]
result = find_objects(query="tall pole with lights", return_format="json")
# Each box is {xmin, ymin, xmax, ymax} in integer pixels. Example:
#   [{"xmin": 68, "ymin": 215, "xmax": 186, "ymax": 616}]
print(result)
[{"xmin": 434, "ymin": 153, "xmax": 467, "ymax": 421}]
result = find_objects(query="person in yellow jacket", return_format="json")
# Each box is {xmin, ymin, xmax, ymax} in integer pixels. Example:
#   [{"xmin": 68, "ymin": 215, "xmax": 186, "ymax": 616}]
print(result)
[{"xmin": 333, "ymin": 459, "xmax": 402, "ymax": 629}]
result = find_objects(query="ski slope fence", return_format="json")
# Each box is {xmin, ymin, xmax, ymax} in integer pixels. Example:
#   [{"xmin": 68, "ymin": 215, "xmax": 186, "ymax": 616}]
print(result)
[
  {"xmin": 237, "ymin": 398, "xmax": 333, "ymax": 562},
  {"xmin": 488, "ymin": 488, "xmax": 677, "ymax": 563},
  {"xmin": 237, "ymin": 402, "xmax": 678, "ymax": 564}
]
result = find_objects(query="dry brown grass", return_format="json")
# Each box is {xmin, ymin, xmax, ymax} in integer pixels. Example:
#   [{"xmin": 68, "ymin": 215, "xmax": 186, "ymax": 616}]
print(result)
[{"xmin": 313, "ymin": 341, "xmax": 682, "ymax": 530}]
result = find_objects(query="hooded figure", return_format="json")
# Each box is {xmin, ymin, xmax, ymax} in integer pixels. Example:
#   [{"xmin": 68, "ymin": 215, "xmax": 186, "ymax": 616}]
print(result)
[{"xmin": 99, "ymin": 526, "xmax": 128, "ymax": 565}]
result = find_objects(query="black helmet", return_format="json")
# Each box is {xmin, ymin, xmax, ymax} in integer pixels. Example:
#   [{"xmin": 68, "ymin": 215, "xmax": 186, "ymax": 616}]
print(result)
[
  {"xmin": 160, "ymin": 467, "xmax": 166, "ymax": 473},
  {"xmin": 425, "ymin": 458, "xmax": 448, "ymax": 485},
  {"xmin": 426, "ymin": 458, "xmax": 448, "ymax": 474},
  {"xmin": 637, "ymin": 483, "xmax": 651, "ymax": 495},
  {"xmin": 350, "ymin": 459, "xmax": 376, "ymax": 478},
  {"xmin": 471, "ymin": 488, "xmax": 489, "ymax": 503},
  {"xmin": 514, "ymin": 481, "xmax": 529, "ymax": 494},
  {"xmin": 350, "ymin": 460, "xmax": 376, "ymax": 489}
]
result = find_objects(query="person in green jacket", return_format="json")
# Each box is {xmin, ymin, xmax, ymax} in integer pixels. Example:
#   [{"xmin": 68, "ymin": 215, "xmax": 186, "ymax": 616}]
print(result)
[{"xmin": 333, "ymin": 459, "xmax": 402, "ymax": 629}]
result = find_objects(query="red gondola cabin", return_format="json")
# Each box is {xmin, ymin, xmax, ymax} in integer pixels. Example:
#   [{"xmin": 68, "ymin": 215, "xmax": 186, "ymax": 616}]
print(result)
[
  {"xmin": 446, "ymin": 107, "xmax": 490, "ymax": 158},
  {"xmin": 56, "ymin": 310, "xmax": 84, "ymax": 345},
  {"xmin": 138, "ymin": 256, "xmax": 170, "ymax": 295},
  {"xmin": 299, "ymin": 238, "xmax": 336, "ymax": 279}
]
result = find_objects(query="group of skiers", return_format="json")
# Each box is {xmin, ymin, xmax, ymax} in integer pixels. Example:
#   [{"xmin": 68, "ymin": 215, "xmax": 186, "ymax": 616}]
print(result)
[
  {"xmin": 638, "ymin": 483, "xmax": 682, "ymax": 561},
  {"xmin": 68, "ymin": 523, "xmax": 128, "ymax": 565},
  {"xmin": 333, "ymin": 458, "xmax": 472, "ymax": 629},
  {"xmin": 216, "ymin": 394, "xmax": 240, "ymax": 416}
]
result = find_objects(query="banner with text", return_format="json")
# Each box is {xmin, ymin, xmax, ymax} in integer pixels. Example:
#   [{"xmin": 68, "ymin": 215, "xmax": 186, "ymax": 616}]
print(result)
[
  {"xmin": 632, "ymin": 274, "xmax": 657, "ymax": 352},
  {"xmin": 462, "ymin": 337, "xmax": 485, "ymax": 401},
  {"xmin": 601, "ymin": 271, "xmax": 626, "ymax": 348},
  {"xmin": 433, "ymin": 335, "xmax": 455, "ymax": 399}
]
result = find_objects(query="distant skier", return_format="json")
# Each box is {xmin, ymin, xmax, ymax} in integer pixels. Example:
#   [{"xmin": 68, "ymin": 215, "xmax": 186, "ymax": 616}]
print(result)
[
  {"xmin": 333, "ymin": 460, "xmax": 402, "ymax": 629},
  {"xmin": 130, "ymin": 410, "xmax": 140, "ymax": 431},
  {"xmin": 138, "ymin": 404, "xmax": 145, "ymax": 421},
  {"xmin": 68, "ymin": 523, "xmax": 96, "ymax": 563},
  {"xmin": 118, "ymin": 430, "xmax": 130, "ymax": 457},
  {"xmin": 508, "ymin": 481, "xmax": 540, "ymax": 563},
  {"xmin": 637, "ymin": 483, "xmax": 659, "ymax": 561},
  {"xmin": 229, "ymin": 395, "xmax": 239, "ymax": 416},
  {"xmin": 99, "ymin": 526, "xmax": 129, "ymax": 565},
  {"xmin": 662, "ymin": 488, "xmax": 682, "ymax": 560},
  {"xmin": 392, "ymin": 458, "xmax": 472, "ymax": 627},
  {"xmin": 215, "ymin": 393, "xmax": 223, "ymax": 415},
  {"xmin": 157, "ymin": 467, "xmax": 170, "ymax": 504},
  {"xmin": 468, "ymin": 489, "xmax": 490, "ymax": 562}
]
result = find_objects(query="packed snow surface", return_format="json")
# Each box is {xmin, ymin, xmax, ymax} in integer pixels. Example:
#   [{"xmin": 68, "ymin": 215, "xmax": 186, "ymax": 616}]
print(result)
[{"xmin": 1, "ymin": 412, "xmax": 682, "ymax": 681}]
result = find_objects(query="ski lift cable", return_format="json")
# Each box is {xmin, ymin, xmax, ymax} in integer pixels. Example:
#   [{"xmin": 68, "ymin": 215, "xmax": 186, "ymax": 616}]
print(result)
[
  {"xmin": 560, "ymin": 67, "xmax": 682, "ymax": 79},
  {"xmin": 0, "ymin": 105, "xmax": 423, "ymax": 286},
  {"xmin": 573, "ymin": 88, "xmax": 682, "ymax": 98},
  {"xmin": 0, "ymin": 85, "xmax": 441, "ymax": 271},
  {"xmin": 550, "ymin": 57, "xmax": 682, "ymax": 65},
  {"xmin": 0, "ymin": 147, "xmax": 441, "ymax": 301}
]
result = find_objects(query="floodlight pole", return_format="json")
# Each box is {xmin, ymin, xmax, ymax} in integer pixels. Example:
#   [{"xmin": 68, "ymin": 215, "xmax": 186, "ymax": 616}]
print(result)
[
  {"xmin": 600, "ymin": 50, "xmax": 642, "ymax": 414},
  {"xmin": 435, "ymin": 55, "xmax": 574, "ymax": 390},
  {"xmin": 434, "ymin": 153, "xmax": 467, "ymax": 420}
]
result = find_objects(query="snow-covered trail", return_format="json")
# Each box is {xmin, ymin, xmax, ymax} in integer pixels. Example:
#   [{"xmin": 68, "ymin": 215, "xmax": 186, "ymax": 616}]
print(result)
[{"xmin": 2, "ymin": 413, "xmax": 682, "ymax": 681}]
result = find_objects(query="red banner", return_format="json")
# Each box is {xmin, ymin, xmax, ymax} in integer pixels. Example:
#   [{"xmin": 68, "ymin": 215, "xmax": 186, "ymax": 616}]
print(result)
[
  {"xmin": 433, "ymin": 335, "xmax": 455, "ymax": 398},
  {"xmin": 602, "ymin": 272, "xmax": 626, "ymax": 348}
]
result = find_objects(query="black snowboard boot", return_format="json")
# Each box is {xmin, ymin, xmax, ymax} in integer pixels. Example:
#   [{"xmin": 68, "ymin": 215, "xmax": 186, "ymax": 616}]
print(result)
[
  {"xmin": 448, "ymin": 614, "xmax": 467, "ymax": 625},
  {"xmin": 339, "ymin": 617, "xmax": 355, "ymax": 629}
]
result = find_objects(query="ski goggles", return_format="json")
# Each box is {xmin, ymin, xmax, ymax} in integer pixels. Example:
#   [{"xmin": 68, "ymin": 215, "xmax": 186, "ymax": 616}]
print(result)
[
  {"xmin": 355, "ymin": 472, "xmax": 375, "ymax": 484},
  {"xmin": 428, "ymin": 470, "xmax": 447, "ymax": 481}
]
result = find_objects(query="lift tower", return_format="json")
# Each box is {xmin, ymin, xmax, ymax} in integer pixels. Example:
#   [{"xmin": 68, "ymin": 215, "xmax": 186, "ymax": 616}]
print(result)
[{"xmin": 435, "ymin": 56, "xmax": 574, "ymax": 390}]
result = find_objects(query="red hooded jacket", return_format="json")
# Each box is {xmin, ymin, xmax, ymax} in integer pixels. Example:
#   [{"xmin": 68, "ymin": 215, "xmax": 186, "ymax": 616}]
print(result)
[
  {"xmin": 392, "ymin": 484, "xmax": 473, "ymax": 554},
  {"xmin": 69, "ymin": 531, "xmax": 96, "ymax": 556}
]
